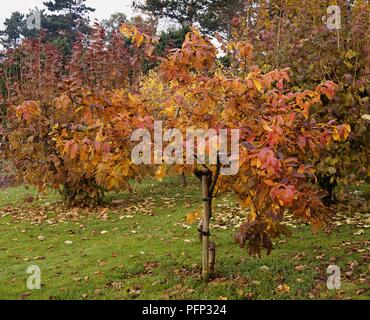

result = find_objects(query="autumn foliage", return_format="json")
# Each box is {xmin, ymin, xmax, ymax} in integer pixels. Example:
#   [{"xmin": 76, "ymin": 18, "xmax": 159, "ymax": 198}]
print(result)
[
  {"xmin": 1, "ymin": 23, "xmax": 157, "ymax": 206},
  {"xmin": 138, "ymin": 28, "xmax": 349, "ymax": 256},
  {"xmin": 229, "ymin": 0, "xmax": 369, "ymax": 199},
  {"xmin": 7, "ymin": 87, "xmax": 151, "ymax": 207},
  {"xmin": 1, "ymin": 19, "xmax": 352, "ymax": 259}
]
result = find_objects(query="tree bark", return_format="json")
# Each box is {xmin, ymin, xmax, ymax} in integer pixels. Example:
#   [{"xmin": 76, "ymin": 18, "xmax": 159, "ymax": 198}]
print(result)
[
  {"xmin": 180, "ymin": 173, "xmax": 187, "ymax": 187},
  {"xmin": 209, "ymin": 241, "xmax": 216, "ymax": 275},
  {"xmin": 201, "ymin": 173, "xmax": 211, "ymax": 282}
]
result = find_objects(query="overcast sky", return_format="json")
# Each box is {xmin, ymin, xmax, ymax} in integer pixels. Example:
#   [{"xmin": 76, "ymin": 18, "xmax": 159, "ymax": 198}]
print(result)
[{"xmin": 0, "ymin": 0, "xmax": 136, "ymax": 28}]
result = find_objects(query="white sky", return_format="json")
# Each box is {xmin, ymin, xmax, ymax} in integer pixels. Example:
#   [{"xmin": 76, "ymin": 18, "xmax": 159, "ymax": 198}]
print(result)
[{"xmin": 0, "ymin": 0, "xmax": 136, "ymax": 28}]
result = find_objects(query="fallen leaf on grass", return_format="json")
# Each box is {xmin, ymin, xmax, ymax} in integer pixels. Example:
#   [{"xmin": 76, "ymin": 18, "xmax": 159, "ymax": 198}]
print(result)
[
  {"xmin": 20, "ymin": 292, "xmax": 32, "ymax": 299},
  {"xmin": 34, "ymin": 256, "xmax": 45, "ymax": 260},
  {"xmin": 353, "ymin": 229, "xmax": 364, "ymax": 236},
  {"xmin": 294, "ymin": 265, "xmax": 305, "ymax": 271},
  {"xmin": 276, "ymin": 284, "xmax": 290, "ymax": 294},
  {"xmin": 127, "ymin": 285, "xmax": 142, "ymax": 298}
]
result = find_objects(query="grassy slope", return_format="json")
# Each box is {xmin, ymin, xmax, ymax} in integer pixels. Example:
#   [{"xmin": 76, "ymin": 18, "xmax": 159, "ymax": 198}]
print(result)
[{"xmin": 0, "ymin": 178, "xmax": 368, "ymax": 300}]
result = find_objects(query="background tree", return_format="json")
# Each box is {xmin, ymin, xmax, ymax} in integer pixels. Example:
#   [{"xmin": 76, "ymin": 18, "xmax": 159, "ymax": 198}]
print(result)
[
  {"xmin": 42, "ymin": 0, "xmax": 96, "ymax": 55},
  {"xmin": 1, "ymin": 23, "xmax": 158, "ymax": 207},
  {"xmin": 156, "ymin": 25, "xmax": 190, "ymax": 55},
  {"xmin": 0, "ymin": 12, "xmax": 28, "ymax": 49},
  {"xmin": 133, "ymin": 0, "xmax": 202, "ymax": 27},
  {"xmin": 101, "ymin": 12, "xmax": 128, "ymax": 37},
  {"xmin": 226, "ymin": 0, "xmax": 369, "ymax": 203},
  {"xmin": 133, "ymin": 0, "xmax": 247, "ymax": 37}
]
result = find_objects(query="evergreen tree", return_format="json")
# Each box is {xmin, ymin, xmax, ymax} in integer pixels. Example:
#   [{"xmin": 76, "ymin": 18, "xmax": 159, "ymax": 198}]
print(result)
[
  {"xmin": 0, "ymin": 12, "xmax": 27, "ymax": 49},
  {"xmin": 43, "ymin": 0, "xmax": 95, "ymax": 55},
  {"xmin": 43, "ymin": 0, "xmax": 95, "ymax": 18},
  {"xmin": 133, "ymin": 0, "xmax": 246, "ymax": 36}
]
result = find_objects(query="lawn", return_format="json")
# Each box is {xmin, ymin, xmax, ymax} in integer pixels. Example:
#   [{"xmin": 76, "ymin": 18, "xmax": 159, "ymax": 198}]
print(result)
[{"xmin": 0, "ymin": 178, "xmax": 368, "ymax": 300}]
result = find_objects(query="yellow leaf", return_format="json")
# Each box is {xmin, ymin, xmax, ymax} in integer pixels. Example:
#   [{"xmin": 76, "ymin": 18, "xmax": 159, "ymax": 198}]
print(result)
[
  {"xmin": 256, "ymin": 159, "xmax": 262, "ymax": 168},
  {"xmin": 249, "ymin": 205, "xmax": 257, "ymax": 221},
  {"xmin": 128, "ymin": 93, "xmax": 138, "ymax": 106},
  {"xmin": 343, "ymin": 124, "xmax": 351, "ymax": 140},
  {"xmin": 345, "ymin": 49, "xmax": 357, "ymax": 59},
  {"xmin": 155, "ymin": 165, "xmax": 166, "ymax": 181},
  {"xmin": 119, "ymin": 24, "xmax": 133, "ymax": 38},
  {"xmin": 134, "ymin": 33, "xmax": 144, "ymax": 47},
  {"xmin": 253, "ymin": 79, "xmax": 263, "ymax": 92},
  {"xmin": 263, "ymin": 122, "xmax": 273, "ymax": 132},
  {"xmin": 276, "ymin": 284, "xmax": 290, "ymax": 294},
  {"xmin": 333, "ymin": 128, "xmax": 340, "ymax": 141},
  {"xmin": 264, "ymin": 179, "xmax": 275, "ymax": 186},
  {"xmin": 186, "ymin": 208, "xmax": 202, "ymax": 224}
]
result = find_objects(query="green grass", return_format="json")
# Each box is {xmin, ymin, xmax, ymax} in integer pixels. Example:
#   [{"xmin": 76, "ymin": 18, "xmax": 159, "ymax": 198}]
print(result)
[{"xmin": 0, "ymin": 178, "xmax": 368, "ymax": 300}]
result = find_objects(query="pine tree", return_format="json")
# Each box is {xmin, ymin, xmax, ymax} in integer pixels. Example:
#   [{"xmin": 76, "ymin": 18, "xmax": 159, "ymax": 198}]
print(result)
[
  {"xmin": 0, "ymin": 12, "xmax": 26, "ymax": 49},
  {"xmin": 133, "ymin": 0, "xmax": 246, "ymax": 36},
  {"xmin": 43, "ymin": 0, "xmax": 95, "ymax": 55}
]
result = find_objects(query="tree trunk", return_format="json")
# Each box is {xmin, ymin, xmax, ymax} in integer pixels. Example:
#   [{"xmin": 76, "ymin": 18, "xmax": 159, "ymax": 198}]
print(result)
[
  {"xmin": 180, "ymin": 173, "xmax": 187, "ymax": 187},
  {"xmin": 209, "ymin": 241, "xmax": 216, "ymax": 275},
  {"xmin": 201, "ymin": 173, "xmax": 212, "ymax": 282}
]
